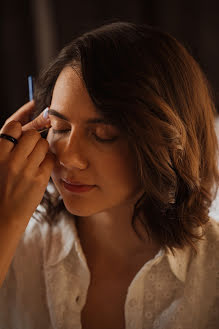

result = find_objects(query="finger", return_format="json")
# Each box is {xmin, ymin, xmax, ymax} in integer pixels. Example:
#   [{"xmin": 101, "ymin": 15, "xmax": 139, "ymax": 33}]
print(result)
[
  {"xmin": 22, "ymin": 107, "xmax": 51, "ymax": 132},
  {"xmin": 0, "ymin": 121, "xmax": 22, "ymax": 157},
  {"xmin": 9, "ymin": 129, "xmax": 42, "ymax": 170},
  {"xmin": 39, "ymin": 151, "xmax": 56, "ymax": 180},
  {"xmin": 5, "ymin": 100, "xmax": 35, "ymax": 126},
  {"xmin": 25, "ymin": 138, "xmax": 49, "ymax": 171}
]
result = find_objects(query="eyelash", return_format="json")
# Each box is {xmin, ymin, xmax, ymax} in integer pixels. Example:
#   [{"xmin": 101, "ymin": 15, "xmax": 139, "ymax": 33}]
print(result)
[{"xmin": 51, "ymin": 129, "xmax": 117, "ymax": 143}]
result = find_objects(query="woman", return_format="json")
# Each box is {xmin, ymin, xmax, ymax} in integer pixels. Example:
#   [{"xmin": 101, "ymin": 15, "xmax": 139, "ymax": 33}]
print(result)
[{"xmin": 0, "ymin": 21, "xmax": 219, "ymax": 329}]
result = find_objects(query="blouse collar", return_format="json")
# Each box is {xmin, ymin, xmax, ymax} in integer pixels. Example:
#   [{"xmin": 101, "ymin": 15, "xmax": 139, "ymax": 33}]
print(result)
[{"xmin": 42, "ymin": 209, "xmax": 200, "ymax": 284}]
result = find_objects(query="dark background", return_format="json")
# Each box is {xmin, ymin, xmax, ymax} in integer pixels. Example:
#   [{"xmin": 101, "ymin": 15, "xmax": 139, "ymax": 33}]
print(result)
[{"xmin": 1, "ymin": 0, "xmax": 219, "ymax": 127}]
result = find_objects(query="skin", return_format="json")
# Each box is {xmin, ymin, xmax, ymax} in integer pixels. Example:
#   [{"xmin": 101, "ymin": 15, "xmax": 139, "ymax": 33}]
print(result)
[{"xmin": 46, "ymin": 66, "xmax": 160, "ymax": 272}]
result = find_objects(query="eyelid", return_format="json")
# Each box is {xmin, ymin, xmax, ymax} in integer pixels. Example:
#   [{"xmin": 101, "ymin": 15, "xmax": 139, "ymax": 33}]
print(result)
[
  {"xmin": 50, "ymin": 121, "xmax": 116, "ymax": 133},
  {"xmin": 50, "ymin": 128, "xmax": 117, "ymax": 143},
  {"xmin": 51, "ymin": 126, "xmax": 114, "ymax": 137}
]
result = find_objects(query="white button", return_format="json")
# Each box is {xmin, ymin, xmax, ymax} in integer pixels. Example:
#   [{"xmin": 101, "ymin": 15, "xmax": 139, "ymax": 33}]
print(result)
[
  {"xmin": 148, "ymin": 273, "xmax": 155, "ymax": 281},
  {"xmin": 146, "ymin": 292, "xmax": 153, "ymax": 301},
  {"xmin": 128, "ymin": 319, "xmax": 135, "ymax": 328},
  {"xmin": 128, "ymin": 298, "xmax": 137, "ymax": 307},
  {"xmin": 154, "ymin": 319, "xmax": 160, "ymax": 326},
  {"xmin": 145, "ymin": 311, "xmax": 153, "ymax": 319}
]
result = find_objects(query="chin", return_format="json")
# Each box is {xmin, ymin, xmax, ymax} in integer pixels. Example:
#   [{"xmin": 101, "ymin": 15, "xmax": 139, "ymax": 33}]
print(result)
[{"xmin": 62, "ymin": 202, "xmax": 96, "ymax": 217}]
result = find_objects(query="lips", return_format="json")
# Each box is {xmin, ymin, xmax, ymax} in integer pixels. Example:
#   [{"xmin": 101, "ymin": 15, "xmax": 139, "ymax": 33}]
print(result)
[
  {"xmin": 62, "ymin": 178, "xmax": 94, "ymax": 186},
  {"xmin": 61, "ymin": 179, "xmax": 96, "ymax": 193}
]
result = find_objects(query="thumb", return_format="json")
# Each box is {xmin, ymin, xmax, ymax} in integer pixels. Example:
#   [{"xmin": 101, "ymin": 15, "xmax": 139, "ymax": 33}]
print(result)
[{"xmin": 22, "ymin": 107, "xmax": 51, "ymax": 132}]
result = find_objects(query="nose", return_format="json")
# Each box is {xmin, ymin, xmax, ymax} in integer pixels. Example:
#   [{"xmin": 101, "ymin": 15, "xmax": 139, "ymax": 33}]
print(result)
[{"xmin": 53, "ymin": 133, "xmax": 89, "ymax": 170}]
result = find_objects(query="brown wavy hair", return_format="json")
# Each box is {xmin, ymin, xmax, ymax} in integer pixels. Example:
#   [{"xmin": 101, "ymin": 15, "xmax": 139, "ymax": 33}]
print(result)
[{"xmin": 32, "ymin": 20, "xmax": 219, "ymax": 256}]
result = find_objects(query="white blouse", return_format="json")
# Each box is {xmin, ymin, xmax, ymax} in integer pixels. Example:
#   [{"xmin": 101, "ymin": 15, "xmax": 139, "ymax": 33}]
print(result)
[{"xmin": 0, "ymin": 206, "xmax": 219, "ymax": 329}]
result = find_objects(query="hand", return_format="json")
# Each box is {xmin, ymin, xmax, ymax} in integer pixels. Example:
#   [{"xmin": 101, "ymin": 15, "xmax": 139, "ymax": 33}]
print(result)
[
  {"xmin": 0, "ymin": 101, "xmax": 55, "ymax": 230},
  {"xmin": 2, "ymin": 100, "xmax": 51, "ymax": 132}
]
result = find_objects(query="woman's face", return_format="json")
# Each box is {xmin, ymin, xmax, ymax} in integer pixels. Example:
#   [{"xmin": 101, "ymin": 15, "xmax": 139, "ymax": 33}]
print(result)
[{"xmin": 47, "ymin": 66, "xmax": 144, "ymax": 216}]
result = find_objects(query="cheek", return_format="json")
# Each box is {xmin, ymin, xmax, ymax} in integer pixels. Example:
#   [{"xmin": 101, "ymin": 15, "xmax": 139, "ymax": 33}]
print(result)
[
  {"xmin": 97, "ymin": 148, "xmax": 139, "ymax": 188},
  {"xmin": 46, "ymin": 133, "xmax": 138, "ymax": 186}
]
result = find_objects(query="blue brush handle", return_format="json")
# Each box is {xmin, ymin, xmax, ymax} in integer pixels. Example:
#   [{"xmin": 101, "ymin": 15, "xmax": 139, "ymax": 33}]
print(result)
[{"xmin": 28, "ymin": 75, "xmax": 34, "ymax": 101}]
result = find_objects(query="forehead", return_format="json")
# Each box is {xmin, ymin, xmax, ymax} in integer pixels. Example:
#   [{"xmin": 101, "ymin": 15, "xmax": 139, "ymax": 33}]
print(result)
[
  {"xmin": 50, "ymin": 67, "xmax": 116, "ymax": 127},
  {"xmin": 51, "ymin": 66, "xmax": 100, "ymax": 116},
  {"xmin": 52, "ymin": 66, "xmax": 89, "ymax": 101}
]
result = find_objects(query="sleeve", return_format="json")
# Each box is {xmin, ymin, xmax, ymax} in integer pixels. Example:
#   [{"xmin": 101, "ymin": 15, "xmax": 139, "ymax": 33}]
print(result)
[
  {"xmin": 0, "ymin": 217, "xmax": 51, "ymax": 329},
  {"xmin": 0, "ymin": 254, "xmax": 17, "ymax": 327},
  {"xmin": 207, "ymin": 219, "xmax": 219, "ymax": 328}
]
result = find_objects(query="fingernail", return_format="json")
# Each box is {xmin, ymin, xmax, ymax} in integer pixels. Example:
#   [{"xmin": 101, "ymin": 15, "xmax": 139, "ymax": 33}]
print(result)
[{"xmin": 43, "ymin": 107, "xmax": 49, "ymax": 119}]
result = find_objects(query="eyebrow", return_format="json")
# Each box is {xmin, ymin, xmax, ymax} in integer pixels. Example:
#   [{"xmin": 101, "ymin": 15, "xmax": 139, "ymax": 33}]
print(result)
[{"xmin": 48, "ymin": 109, "xmax": 115, "ymax": 126}]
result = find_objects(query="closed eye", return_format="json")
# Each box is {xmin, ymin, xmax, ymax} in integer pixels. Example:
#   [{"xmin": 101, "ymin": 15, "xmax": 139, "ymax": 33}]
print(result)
[{"xmin": 51, "ymin": 128, "xmax": 118, "ymax": 143}]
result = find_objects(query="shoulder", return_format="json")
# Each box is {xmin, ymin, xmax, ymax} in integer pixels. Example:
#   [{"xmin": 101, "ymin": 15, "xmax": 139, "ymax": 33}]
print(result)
[
  {"xmin": 0, "ymin": 213, "xmax": 59, "ymax": 326},
  {"xmin": 191, "ymin": 216, "xmax": 219, "ymax": 262},
  {"xmin": 4, "ymin": 215, "xmax": 47, "ymax": 284},
  {"xmin": 189, "ymin": 216, "xmax": 219, "ymax": 288},
  {"xmin": 205, "ymin": 215, "xmax": 219, "ymax": 234},
  {"xmin": 14, "ymin": 208, "xmax": 77, "ymax": 266},
  {"xmin": 191, "ymin": 217, "xmax": 219, "ymax": 318},
  {"xmin": 201, "ymin": 216, "xmax": 219, "ymax": 249},
  {"xmin": 1, "ymin": 209, "xmax": 77, "ymax": 290}
]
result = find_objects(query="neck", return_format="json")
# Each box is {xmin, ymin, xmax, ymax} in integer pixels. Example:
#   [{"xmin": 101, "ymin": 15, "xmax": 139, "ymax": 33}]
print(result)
[{"xmin": 75, "ymin": 211, "xmax": 160, "ymax": 269}]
